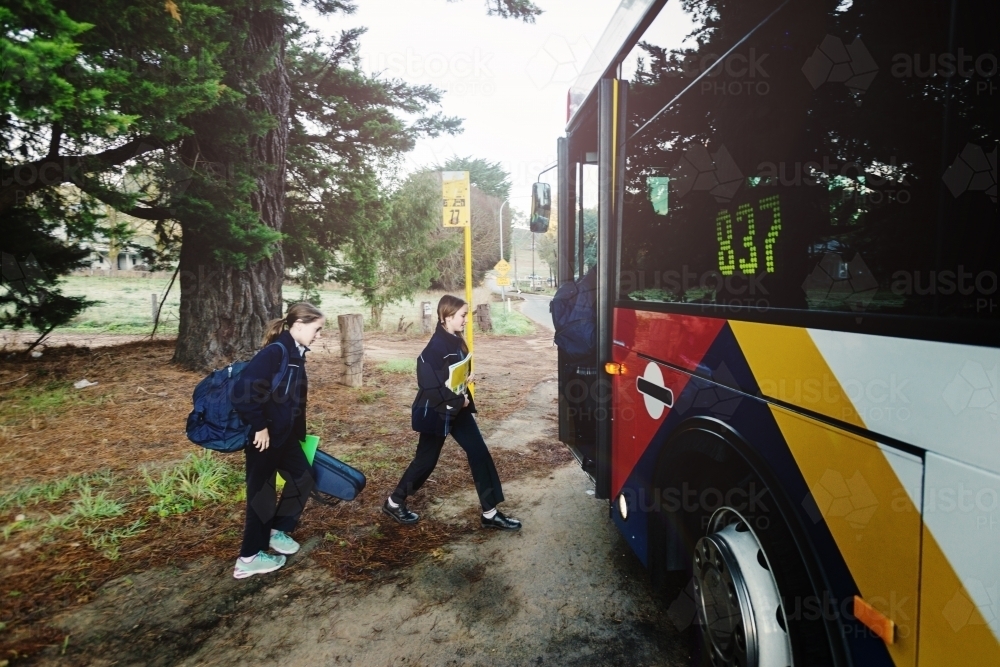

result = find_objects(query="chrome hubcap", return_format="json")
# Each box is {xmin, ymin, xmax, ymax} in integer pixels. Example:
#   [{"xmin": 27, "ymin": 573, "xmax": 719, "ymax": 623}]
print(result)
[{"xmin": 693, "ymin": 508, "xmax": 792, "ymax": 667}]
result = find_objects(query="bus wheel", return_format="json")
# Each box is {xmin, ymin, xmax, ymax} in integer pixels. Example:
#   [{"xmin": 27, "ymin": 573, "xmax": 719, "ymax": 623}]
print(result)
[{"xmin": 693, "ymin": 507, "xmax": 791, "ymax": 667}]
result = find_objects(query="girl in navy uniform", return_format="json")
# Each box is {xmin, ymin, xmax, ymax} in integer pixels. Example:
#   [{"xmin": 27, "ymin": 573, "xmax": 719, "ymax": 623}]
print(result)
[
  {"xmin": 383, "ymin": 295, "xmax": 521, "ymax": 530},
  {"xmin": 233, "ymin": 302, "xmax": 325, "ymax": 578}
]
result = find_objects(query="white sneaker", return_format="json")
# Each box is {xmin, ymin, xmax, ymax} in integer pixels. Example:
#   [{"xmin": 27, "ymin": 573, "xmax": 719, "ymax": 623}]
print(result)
[
  {"xmin": 233, "ymin": 551, "xmax": 286, "ymax": 579},
  {"xmin": 269, "ymin": 530, "xmax": 300, "ymax": 555}
]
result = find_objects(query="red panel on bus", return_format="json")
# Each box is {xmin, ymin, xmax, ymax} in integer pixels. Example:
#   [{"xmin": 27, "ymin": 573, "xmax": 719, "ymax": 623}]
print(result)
[
  {"xmin": 615, "ymin": 309, "xmax": 727, "ymax": 373},
  {"xmin": 611, "ymin": 309, "xmax": 727, "ymax": 495}
]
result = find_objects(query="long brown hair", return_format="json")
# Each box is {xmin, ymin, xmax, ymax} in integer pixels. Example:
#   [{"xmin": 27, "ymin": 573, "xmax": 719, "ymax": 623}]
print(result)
[
  {"xmin": 437, "ymin": 294, "xmax": 469, "ymax": 354},
  {"xmin": 262, "ymin": 302, "xmax": 325, "ymax": 346}
]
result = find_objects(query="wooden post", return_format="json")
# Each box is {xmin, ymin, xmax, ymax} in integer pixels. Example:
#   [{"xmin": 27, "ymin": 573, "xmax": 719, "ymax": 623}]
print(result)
[
  {"xmin": 338, "ymin": 314, "xmax": 364, "ymax": 387},
  {"xmin": 151, "ymin": 294, "xmax": 158, "ymax": 321},
  {"xmin": 421, "ymin": 301, "xmax": 433, "ymax": 334},
  {"xmin": 474, "ymin": 303, "xmax": 492, "ymax": 332}
]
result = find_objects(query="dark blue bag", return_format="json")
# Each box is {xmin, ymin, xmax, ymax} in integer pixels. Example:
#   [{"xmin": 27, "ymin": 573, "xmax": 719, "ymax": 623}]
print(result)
[
  {"xmin": 185, "ymin": 342, "xmax": 288, "ymax": 453},
  {"xmin": 550, "ymin": 268, "xmax": 597, "ymax": 362},
  {"xmin": 312, "ymin": 449, "xmax": 366, "ymax": 502}
]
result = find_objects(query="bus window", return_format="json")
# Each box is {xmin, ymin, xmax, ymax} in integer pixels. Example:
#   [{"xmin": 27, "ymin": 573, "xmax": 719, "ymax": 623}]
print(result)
[
  {"xmin": 616, "ymin": 0, "xmax": 998, "ymax": 322},
  {"xmin": 577, "ymin": 162, "xmax": 599, "ymax": 277}
]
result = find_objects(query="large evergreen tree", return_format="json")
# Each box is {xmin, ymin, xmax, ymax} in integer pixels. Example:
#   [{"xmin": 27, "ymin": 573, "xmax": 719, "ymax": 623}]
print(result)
[{"xmin": 1, "ymin": 0, "xmax": 542, "ymax": 368}]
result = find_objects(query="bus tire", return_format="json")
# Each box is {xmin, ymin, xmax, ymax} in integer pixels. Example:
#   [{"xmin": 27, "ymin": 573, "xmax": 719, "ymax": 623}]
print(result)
[{"xmin": 649, "ymin": 421, "xmax": 844, "ymax": 667}]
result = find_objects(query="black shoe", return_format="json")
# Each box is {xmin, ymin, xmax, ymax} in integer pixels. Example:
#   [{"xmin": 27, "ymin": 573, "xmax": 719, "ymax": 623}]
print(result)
[
  {"xmin": 481, "ymin": 510, "xmax": 521, "ymax": 530},
  {"xmin": 382, "ymin": 499, "xmax": 419, "ymax": 525}
]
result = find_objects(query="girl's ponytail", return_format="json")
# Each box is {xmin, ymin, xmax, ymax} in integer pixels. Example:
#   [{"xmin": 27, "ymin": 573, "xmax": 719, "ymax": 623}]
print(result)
[{"xmin": 262, "ymin": 318, "xmax": 286, "ymax": 346}]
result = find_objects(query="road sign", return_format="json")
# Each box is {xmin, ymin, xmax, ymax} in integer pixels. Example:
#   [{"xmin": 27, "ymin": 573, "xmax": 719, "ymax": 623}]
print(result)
[
  {"xmin": 496, "ymin": 276, "xmax": 511, "ymax": 286},
  {"xmin": 494, "ymin": 258, "xmax": 510, "ymax": 274},
  {"xmin": 442, "ymin": 171, "xmax": 470, "ymax": 227}
]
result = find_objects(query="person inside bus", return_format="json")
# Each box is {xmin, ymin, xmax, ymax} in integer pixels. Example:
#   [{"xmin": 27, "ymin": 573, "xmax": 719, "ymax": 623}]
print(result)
[
  {"xmin": 551, "ymin": 267, "xmax": 598, "ymax": 472},
  {"xmin": 382, "ymin": 295, "xmax": 521, "ymax": 530}
]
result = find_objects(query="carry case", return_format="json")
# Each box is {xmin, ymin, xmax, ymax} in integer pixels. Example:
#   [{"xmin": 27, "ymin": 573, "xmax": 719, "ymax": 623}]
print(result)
[{"xmin": 311, "ymin": 449, "xmax": 366, "ymax": 502}]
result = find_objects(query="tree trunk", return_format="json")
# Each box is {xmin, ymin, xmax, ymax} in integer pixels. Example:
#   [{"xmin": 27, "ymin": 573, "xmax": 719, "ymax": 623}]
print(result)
[
  {"xmin": 172, "ymin": 7, "xmax": 289, "ymax": 370},
  {"xmin": 338, "ymin": 313, "xmax": 364, "ymax": 388},
  {"xmin": 173, "ymin": 227, "xmax": 284, "ymax": 369}
]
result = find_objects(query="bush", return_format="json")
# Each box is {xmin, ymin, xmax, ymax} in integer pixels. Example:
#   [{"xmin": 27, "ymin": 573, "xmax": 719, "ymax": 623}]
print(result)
[{"xmin": 487, "ymin": 304, "xmax": 534, "ymax": 336}]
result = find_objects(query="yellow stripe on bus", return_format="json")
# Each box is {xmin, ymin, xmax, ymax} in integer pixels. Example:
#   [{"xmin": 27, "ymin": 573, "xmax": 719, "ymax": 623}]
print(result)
[
  {"xmin": 769, "ymin": 406, "xmax": 919, "ymax": 667},
  {"xmin": 732, "ymin": 321, "xmax": 1000, "ymax": 663},
  {"xmin": 732, "ymin": 321, "xmax": 918, "ymax": 666},
  {"xmin": 729, "ymin": 321, "xmax": 864, "ymax": 428}
]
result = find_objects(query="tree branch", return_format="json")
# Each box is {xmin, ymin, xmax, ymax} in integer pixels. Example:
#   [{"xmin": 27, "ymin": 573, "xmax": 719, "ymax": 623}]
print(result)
[
  {"xmin": 48, "ymin": 124, "xmax": 62, "ymax": 158},
  {"xmin": 0, "ymin": 137, "xmax": 166, "ymax": 214}
]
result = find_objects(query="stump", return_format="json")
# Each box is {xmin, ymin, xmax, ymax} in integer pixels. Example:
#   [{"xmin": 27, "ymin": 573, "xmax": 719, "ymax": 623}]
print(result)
[
  {"xmin": 421, "ymin": 301, "xmax": 433, "ymax": 334},
  {"xmin": 338, "ymin": 313, "xmax": 364, "ymax": 387},
  {"xmin": 474, "ymin": 303, "xmax": 492, "ymax": 333}
]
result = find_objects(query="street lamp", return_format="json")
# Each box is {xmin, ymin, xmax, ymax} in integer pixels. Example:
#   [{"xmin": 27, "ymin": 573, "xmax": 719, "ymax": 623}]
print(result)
[{"xmin": 497, "ymin": 198, "xmax": 509, "ymax": 299}]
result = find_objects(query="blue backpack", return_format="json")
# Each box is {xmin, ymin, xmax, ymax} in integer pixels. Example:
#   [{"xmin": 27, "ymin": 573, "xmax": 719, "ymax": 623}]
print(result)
[
  {"xmin": 550, "ymin": 268, "xmax": 597, "ymax": 363},
  {"xmin": 185, "ymin": 342, "xmax": 288, "ymax": 452}
]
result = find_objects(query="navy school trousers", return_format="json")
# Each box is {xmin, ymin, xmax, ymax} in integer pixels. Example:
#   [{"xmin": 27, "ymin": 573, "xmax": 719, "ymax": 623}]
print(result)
[
  {"xmin": 391, "ymin": 410, "xmax": 504, "ymax": 511},
  {"xmin": 241, "ymin": 438, "xmax": 314, "ymax": 557}
]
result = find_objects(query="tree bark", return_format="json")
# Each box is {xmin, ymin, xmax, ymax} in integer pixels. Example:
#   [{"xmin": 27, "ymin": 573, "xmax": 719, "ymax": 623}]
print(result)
[{"xmin": 172, "ymin": 7, "xmax": 289, "ymax": 370}]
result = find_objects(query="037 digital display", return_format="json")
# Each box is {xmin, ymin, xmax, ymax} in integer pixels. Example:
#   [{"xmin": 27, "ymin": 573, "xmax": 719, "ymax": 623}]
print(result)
[{"xmin": 715, "ymin": 194, "xmax": 782, "ymax": 275}]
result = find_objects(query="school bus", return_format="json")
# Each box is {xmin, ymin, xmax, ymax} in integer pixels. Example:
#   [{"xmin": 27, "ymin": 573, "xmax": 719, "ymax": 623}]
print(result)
[{"xmin": 536, "ymin": 0, "xmax": 999, "ymax": 664}]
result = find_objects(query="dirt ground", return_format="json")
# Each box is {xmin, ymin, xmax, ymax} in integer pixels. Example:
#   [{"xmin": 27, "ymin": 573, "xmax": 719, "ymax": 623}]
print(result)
[{"xmin": 1, "ymin": 322, "xmax": 690, "ymax": 666}]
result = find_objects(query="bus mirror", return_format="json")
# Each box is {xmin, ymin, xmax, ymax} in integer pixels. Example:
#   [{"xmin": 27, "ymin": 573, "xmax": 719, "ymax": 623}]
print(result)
[{"xmin": 530, "ymin": 182, "xmax": 552, "ymax": 233}]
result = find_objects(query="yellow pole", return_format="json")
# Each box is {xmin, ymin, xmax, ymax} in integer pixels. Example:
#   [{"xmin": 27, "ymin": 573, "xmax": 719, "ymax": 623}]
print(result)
[{"xmin": 464, "ymin": 223, "xmax": 474, "ymax": 396}]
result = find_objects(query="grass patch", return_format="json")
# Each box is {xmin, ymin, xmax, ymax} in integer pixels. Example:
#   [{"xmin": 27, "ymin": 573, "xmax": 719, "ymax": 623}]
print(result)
[
  {"xmin": 0, "ymin": 383, "xmax": 93, "ymax": 428},
  {"xmin": 0, "ymin": 473, "xmax": 150, "ymax": 560},
  {"xmin": 376, "ymin": 359, "xmax": 415, "ymax": 374},
  {"xmin": 143, "ymin": 451, "xmax": 243, "ymax": 517},
  {"xmin": 34, "ymin": 275, "xmax": 497, "ymax": 336},
  {"xmin": 71, "ymin": 485, "xmax": 127, "ymax": 521},
  {"xmin": 0, "ymin": 470, "xmax": 115, "ymax": 512},
  {"xmin": 356, "ymin": 389, "xmax": 387, "ymax": 404},
  {"xmin": 83, "ymin": 518, "xmax": 147, "ymax": 561},
  {"xmin": 487, "ymin": 304, "xmax": 535, "ymax": 336}
]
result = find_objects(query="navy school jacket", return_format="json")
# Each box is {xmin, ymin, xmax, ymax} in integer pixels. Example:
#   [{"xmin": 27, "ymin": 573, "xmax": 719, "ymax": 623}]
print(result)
[
  {"xmin": 411, "ymin": 324, "xmax": 476, "ymax": 436},
  {"xmin": 233, "ymin": 330, "xmax": 308, "ymax": 448}
]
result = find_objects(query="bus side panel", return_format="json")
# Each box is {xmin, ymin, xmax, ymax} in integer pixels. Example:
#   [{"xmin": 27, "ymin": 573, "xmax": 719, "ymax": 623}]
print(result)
[
  {"xmin": 768, "ymin": 406, "xmax": 921, "ymax": 667},
  {"xmin": 609, "ymin": 307, "xmax": 726, "ymax": 497},
  {"xmin": 612, "ymin": 309, "xmax": 927, "ymax": 667},
  {"xmin": 918, "ymin": 454, "xmax": 1000, "ymax": 666}
]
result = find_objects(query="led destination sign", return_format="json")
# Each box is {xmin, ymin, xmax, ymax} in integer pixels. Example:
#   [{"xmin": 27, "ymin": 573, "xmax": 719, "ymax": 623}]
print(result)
[{"xmin": 715, "ymin": 194, "xmax": 782, "ymax": 276}]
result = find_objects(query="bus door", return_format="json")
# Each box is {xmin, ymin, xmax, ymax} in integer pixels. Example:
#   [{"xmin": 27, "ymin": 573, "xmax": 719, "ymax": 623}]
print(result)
[
  {"xmin": 556, "ymin": 78, "xmax": 628, "ymax": 500},
  {"xmin": 556, "ymin": 97, "xmax": 600, "ymax": 479}
]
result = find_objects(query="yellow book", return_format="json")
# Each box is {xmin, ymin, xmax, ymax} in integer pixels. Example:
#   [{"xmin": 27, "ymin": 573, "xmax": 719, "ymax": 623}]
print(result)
[{"xmin": 446, "ymin": 355, "xmax": 471, "ymax": 395}]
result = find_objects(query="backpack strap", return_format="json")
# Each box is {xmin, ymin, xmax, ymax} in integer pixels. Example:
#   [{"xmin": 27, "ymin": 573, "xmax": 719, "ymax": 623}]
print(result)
[{"xmin": 266, "ymin": 342, "xmax": 289, "ymax": 393}]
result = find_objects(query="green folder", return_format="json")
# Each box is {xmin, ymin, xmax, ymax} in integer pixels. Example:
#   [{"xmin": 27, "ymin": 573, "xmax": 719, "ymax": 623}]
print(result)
[{"xmin": 301, "ymin": 434, "xmax": 320, "ymax": 465}]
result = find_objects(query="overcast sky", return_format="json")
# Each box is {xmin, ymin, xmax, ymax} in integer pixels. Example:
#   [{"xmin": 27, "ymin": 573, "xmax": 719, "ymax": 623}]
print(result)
[{"xmin": 304, "ymin": 0, "xmax": 621, "ymax": 218}]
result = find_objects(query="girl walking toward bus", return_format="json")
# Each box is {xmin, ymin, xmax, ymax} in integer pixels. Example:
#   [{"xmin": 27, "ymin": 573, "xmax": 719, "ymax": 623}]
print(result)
[
  {"xmin": 232, "ymin": 302, "xmax": 325, "ymax": 578},
  {"xmin": 383, "ymin": 295, "xmax": 521, "ymax": 530}
]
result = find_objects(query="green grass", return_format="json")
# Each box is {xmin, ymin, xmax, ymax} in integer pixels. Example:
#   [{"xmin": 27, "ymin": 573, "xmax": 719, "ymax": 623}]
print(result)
[
  {"xmin": 356, "ymin": 389, "xmax": 387, "ymax": 404},
  {"xmin": 0, "ymin": 383, "xmax": 93, "ymax": 428},
  {"xmin": 52, "ymin": 275, "xmax": 497, "ymax": 336},
  {"xmin": 376, "ymin": 359, "xmax": 415, "ymax": 374},
  {"xmin": 0, "ymin": 469, "xmax": 115, "ymax": 512},
  {"xmin": 0, "ymin": 454, "xmax": 242, "ymax": 561},
  {"xmin": 71, "ymin": 485, "xmax": 127, "ymax": 521},
  {"xmin": 487, "ymin": 303, "xmax": 535, "ymax": 336},
  {"xmin": 84, "ymin": 518, "xmax": 147, "ymax": 561},
  {"xmin": 58, "ymin": 274, "xmax": 182, "ymax": 334},
  {"xmin": 143, "ymin": 451, "xmax": 243, "ymax": 517}
]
